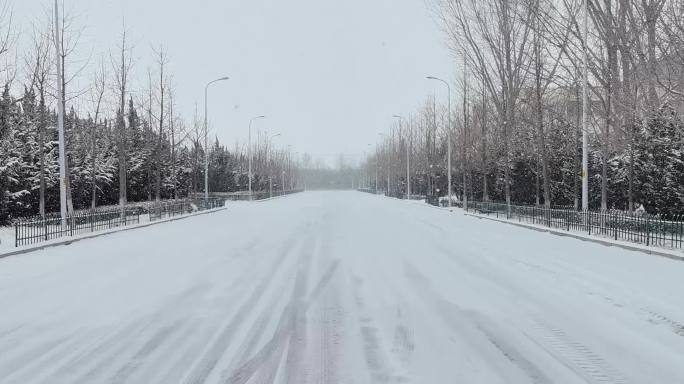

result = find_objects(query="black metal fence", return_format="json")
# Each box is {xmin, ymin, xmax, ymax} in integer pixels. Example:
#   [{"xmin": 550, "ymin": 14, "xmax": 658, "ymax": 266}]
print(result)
[
  {"xmin": 362, "ymin": 189, "xmax": 460, "ymax": 208},
  {"xmin": 148, "ymin": 201, "xmax": 193, "ymax": 221},
  {"xmin": 13, "ymin": 197, "xmax": 229, "ymax": 247},
  {"xmin": 192, "ymin": 189, "xmax": 304, "ymax": 202},
  {"xmin": 426, "ymin": 195, "xmax": 440, "ymax": 206},
  {"xmin": 246, "ymin": 189, "xmax": 305, "ymax": 201},
  {"xmin": 357, "ymin": 188, "xmax": 419, "ymax": 200},
  {"xmin": 15, "ymin": 208, "xmax": 141, "ymax": 247},
  {"xmin": 148, "ymin": 198, "xmax": 226, "ymax": 221},
  {"xmin": 466, "ymin": 201, "xmax": 684, "ymax": 250},
  {"xmin": 357, "ymin": 188, "xmax": 377, "ymax": 194},
  {"xmin": 425, "ymin": 195, "xmax": 464, "ymax": 208}
]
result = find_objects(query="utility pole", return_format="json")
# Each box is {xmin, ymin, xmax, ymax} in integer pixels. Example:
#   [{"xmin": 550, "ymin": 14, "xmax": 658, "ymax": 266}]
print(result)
[
  {"xmin": 375, "ymin": 144, "xmax": 379, "ymax": 194},
  {"xmin": 380, "ymin": 133, "xmax": 390, "ymax": 196},
  {"xmin": 54, "ymin": 0, "xmax": 67, "ymax": 228},
  {"xmin": 427, "ymin": 76, "xmax": 452, "ymax": 207},
  {"xmin": 266, "ymin": 132, "xmax": 280, "ymax": 198},
  {"xmin": 393, "ymin": 115, "xmax": 409, "ymax": 199},
  {"xmin": 204, "ymin": 77, "xmax": 229, "ymax": 200},
  {"xmin": 581, "ymin": 0, "xmax": 589, "ymax": 211},
  {"xmin": 462, "ymin": 60, "xmax": 469, "ymax": 211},
  {"xmin": 248, "ymin": 115, "xmax": 266, "ymax": 197},
  {"xmin": 407, "ymin": 125, "xmax": 411, "ymax": 199}
]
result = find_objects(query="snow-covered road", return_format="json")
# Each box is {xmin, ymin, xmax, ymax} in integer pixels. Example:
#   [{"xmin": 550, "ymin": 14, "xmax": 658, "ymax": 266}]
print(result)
[{"xmin": 1, "ymin": 191, "xmax": 683, "ymax": 383}]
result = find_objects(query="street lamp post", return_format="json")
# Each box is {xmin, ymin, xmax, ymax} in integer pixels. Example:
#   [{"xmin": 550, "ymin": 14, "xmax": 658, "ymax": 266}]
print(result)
[
  {"xmin": 248, "ymin": 115, "xmax": 266, "ymax": 197},
  {"xmin": 393, "ymin": 115, "xmax": 410, "ymax": 199},
  {"xmin": 427, "ymin": 76, "xmax": 452, "ymax": 207},
  {"xmin": 379, "ymin": 133, "xmax": 391, "ymax": 196},
  {"xmin": 53, "ymin": 0, "xmax": 67, "ymax": 227},
  {"xmin": 375, "ymin": 145, "xmax": 379, "ymax": 194},
  {"xmin": 282, "ymin": 170, "xmax": 286, "ymax": 192},
  {"xmin": 581, "ymin": 0, "xmax": 589, "ymax": 211},
  {"xmin": 204, "ymin": 76, "xmax": 230, "ymax": 200},
  {"xmin": 293, "ymin": 151, "xmax": 299, "ymax": 190},
  {"xmin": 285, "ymin": 144, "xmax": 293, "ymax": 192},
  {"xmin": 266, "ymin": 133, "xmax": 281, "ymax": 198}
]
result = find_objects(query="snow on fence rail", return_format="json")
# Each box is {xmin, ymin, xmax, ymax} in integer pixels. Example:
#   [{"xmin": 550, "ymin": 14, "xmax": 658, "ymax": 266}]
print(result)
[
  {"xmin": 357, "ymin": 188, "xmax": 378, "ymax": 194},
  {"xmin": 358, "ymin": 188, "xmax": 434, "ymax": 203},
  {"xmin": 13, "ymin": 198, "xmax": 226, "ymax": 247},
  {"xmin": 357, "ymin": 188, "xmax": 422, "ymax": 199},
  {"xmin": 14, "ymin": 209, "xmax": 141, "ymax": 247},
  {"xmin": 466, "ymin": 201, "xmax": 684, "ymax": 250},
  {"xmin": 189, "ymin": 189, "xmax": 304, "ymax": 201},
  {"xmin": 148, "ymin": 198, "xmax": 225, "ymax": 221},
  {"xmin": 244, "ymin": 189, "xmax": 304, "ymax": 201}
]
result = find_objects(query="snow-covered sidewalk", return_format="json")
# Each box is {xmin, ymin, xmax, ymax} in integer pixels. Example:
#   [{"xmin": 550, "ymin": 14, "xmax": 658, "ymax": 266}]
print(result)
[{"xmin": 1, "ymin": 191, "xmax": 683, "ymax": 383}]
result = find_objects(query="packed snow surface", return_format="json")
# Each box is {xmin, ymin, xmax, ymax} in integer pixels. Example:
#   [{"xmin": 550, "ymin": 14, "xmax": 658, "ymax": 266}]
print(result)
[{"xmin": 1, "ymin": 191, "xmax": 683, "ymax": 383}]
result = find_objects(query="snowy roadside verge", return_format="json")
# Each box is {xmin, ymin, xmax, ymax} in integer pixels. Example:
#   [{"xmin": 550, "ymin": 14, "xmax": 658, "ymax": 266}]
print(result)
[
  {"xmin": 250, "ymin": 191, "xmax": 305, "ymax": 202},
  {"xmin": 0, "ymin": 207, "xmax": 227, "ymax": 260},
  {"xmin": 464, "ymin": 212, "xmax": 684, "ymax": 262},
  {"xmin": 368, "ymin": 192, "xmax": 684, "ymax": 261}
]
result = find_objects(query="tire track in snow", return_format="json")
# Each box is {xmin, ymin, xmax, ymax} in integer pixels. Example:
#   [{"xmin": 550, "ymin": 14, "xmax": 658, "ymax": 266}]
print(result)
[
  {"xmin": 391, "ymin": 307, "xmax": 415, "ymax": 367},
  {"xmin": 108, "ymin": 319, "xmax": 187, "ymax": 384},
  {"xmin": 643, "ymin": 309, "xmax": 684, "ymax": 337},
  {"xmin": 0, "ymin": 324, "xmax": 26, "ymax": 344},
  {"xmin": 227, "ymin": 304, "xmax": 294, "ymax": 384},
  {"xmin": 403, "ymin": 262, "xmax": 555, "ymax": 384},
  {"xmin": 217, "ymin": 266, "xmax": 294, "ymax": 383},
  {"xmin": 226, "ymin": 244, "xmax": 313, "ymax": 384},
  {"xmin": 227, "ymin": 244, "xmax": 341, "ymax": 383},
  {"xmin": 468, "ymin": 315, "xmax": 552, "ymax": 384},
  {"xmin": 133, "ymin": 318, "xmax": 208, "ymax": 384},
  {"xmin": 39, "ymin": 283, "xmax": 210, "ymax": 383},
  {"xmin": 72, "ymin": 315, "xmax": 175, "ymax": 383},
  {"xmin": 352, "ymin": 276, "xmax": 408, "ymax": 383},
  {"xmin": 180, "ymin": 236, "xmax": 300, "ymax": 384},
  {"xmin": 317, "ymin": 300, "xmax": 343, "ymax": 384},
  {"xmin": 283, "ymin": 247, "xmax": 312, "ymax": 384},
  {"xmin": 307, "ymin": 252, "xmax": 343, "ymax": 384},
  {"xmin": 424, "ymin": 244, "xmax": 634, "ymax": 382},
  {"xmin": 152, "ymin": 323, "xmax": 224, "ymax": 384},
  {"xmin": 26, "ymin": 226, "xmax": 282, "ymax": 382},
  {"xmin": 149, "ymin": 268, "xmax": 266, "ymax": 383},
  {"xmin": 40, "ymin": 316, "xmax": 154, "ymax": 383},
  {"xmin": 0, "ymin": 331, "xmax": 75, "ymax": 383},
  {"xmin": 530, "ymin": 319, "xmax": 628, "ymax": 384},
  {"xmin": 2, "ymin": 327, "xmax": 98, "ymax": 384}
]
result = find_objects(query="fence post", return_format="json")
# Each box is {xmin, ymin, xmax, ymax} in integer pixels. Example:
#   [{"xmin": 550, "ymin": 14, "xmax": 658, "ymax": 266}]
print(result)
[
  {"xmin": 646, "ymin": 216, "xmax": 651, "ymax": 246},
  {"xmin": 588, "ymin": 212, "xmax": 591, "ymax": 235},
  {"xmin": 14, "ymin": 222, "xmax": 18, "ymax": 247},
  {"xmin": 677, "ymin": 215, "xmax": 684, "ymax": 248},
  {"xmin": 673, "ymin": 215, "xmax": 684, "ymax": 248}
]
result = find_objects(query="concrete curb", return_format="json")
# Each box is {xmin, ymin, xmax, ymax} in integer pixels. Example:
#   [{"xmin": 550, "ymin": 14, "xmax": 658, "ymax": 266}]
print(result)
[
  {"xmin": 226, "ymin": 191, "xmax": 304, "ymax": 204},
  {"xmin": 0, "ymin": 207, "xmax": 227, "ymax": 260},
  {"xmin": 251, "ymin": 193, "xmax": 302, "ymax": 202},
  {"xmin": 463, "ymin": 212, "xmax": 684, "ymax": 262}
]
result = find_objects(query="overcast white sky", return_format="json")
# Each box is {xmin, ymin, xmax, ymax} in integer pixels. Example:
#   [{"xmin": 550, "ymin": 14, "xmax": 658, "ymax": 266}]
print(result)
[{"xmin": 13, "ymin": 0, "xmax": 455, "ymax": 166}]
